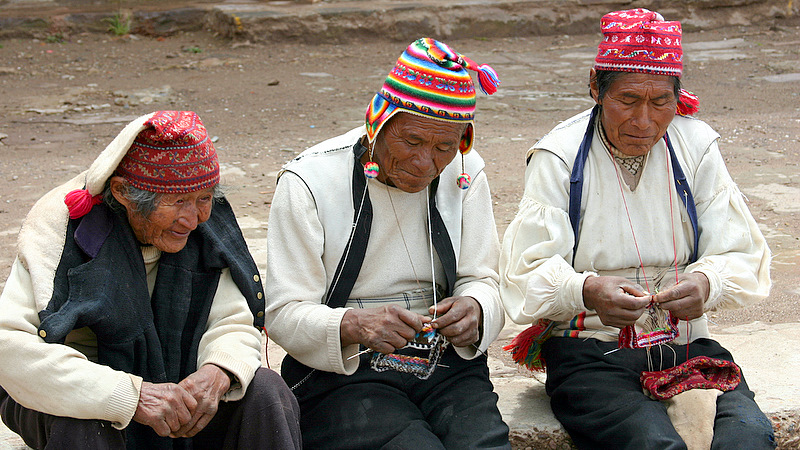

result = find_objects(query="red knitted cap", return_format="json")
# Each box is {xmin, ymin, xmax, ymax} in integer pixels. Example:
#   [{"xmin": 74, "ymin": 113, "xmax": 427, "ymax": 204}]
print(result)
[
  {"xmin": 116, "ymin": 111, "xmax": 220, "ymax": 193},
  {"xmin": 594, "ymin": 9, "xmax": 683, "ymax": 77}
]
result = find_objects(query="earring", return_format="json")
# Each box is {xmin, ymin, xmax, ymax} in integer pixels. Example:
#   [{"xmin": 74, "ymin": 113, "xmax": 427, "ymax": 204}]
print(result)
[
  {"xmin": 364, "ymin": 143, "xmax": 379, "ymax": 179},
  {"xmin": 456, "ymin": 154, "xmax": 470, "ymax": 190}
]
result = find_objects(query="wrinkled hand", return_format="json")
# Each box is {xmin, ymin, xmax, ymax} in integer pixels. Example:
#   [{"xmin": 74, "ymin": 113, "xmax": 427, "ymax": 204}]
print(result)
[
  {"xmin": 652, "ymin": 272, "xmax": 708, "ymax": 321},
  {"xmin": 430, "ymin": 296, "xmax": 482, "ymax": 348},
  {"xmin": 341, "ymin": 305, "xmax": 429, "ymax": 354},
  {"xmin": 171, "ymin": 364, "xmax": 231, "ymax": 438},
  {"xmin": 133, "ymin": 382, "xmax": 197, "ymax": 437},
  {"xmin": 583, "ymin": 275, "xmax": 651, "ymax": 328}
]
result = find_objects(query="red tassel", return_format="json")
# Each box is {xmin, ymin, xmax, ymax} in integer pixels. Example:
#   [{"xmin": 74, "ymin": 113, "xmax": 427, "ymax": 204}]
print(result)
[
  {"xmin": 476, "ymin": 64, "xmax": 499, "ymax": 96},
  {"xmin": 64, "ymin": 188, "xmax": 102, "ymax": 219},
  {"xmin": 503, "ymin": 319, "xmax": 555, "ymax": 372},
  {"xmin": 676, "ymin": 89, "xmax": 699, "ymax": 116}
]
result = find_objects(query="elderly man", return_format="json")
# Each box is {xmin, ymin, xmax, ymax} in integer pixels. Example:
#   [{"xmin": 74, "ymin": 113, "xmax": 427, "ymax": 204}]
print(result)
[
  {"xmin": 0, "ymin": 111, "xmax": 301, "ymax": 449},
  {"xmin": 500, "ymin": 9, "xmax": 774, "ymax": 449},
  {"xmin": 265, "ymin": 38, "xmax": 510, "ymax": 448}
]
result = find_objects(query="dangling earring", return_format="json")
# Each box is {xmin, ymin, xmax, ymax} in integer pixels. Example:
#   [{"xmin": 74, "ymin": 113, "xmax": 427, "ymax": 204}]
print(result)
[
  {"xmin": 456, "ymin": 153, "xmax": 471, "ymax": 190},
  {"xmin": 364, "ymin": 142, "xmax": 379, "ymax": 179}
]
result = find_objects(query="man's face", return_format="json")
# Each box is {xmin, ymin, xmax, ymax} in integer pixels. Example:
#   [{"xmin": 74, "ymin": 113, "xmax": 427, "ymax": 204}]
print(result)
[
  {"xmin": 591, "ymin": 71, "xmax": 678, "ymax": 156},
  {"xmin": 111, "ymin": 177, "xmax": 214, "ymax": 253},
  {"xmin": 372, "ymin": 112, "xmax": 467, "ymax": 193}
]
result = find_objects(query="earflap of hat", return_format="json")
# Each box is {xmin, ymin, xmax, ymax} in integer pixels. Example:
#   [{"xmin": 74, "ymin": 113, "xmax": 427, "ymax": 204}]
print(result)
[
  {"xmin": 459, "ymin": 122, "xmax": 474, "ymax": 154},
  {"xmin": 84, "ymin": 112, "xmax": 155, "ymax": 196},
  {"xmin": 366, "ymin": 93, "xmax": 401, "ymax": 144}
]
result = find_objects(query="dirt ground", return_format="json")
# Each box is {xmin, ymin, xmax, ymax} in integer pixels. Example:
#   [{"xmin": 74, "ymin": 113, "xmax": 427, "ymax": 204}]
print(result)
[{"xmin": 0, "ymin": 21, "xmax": 798, "ymax": 332}]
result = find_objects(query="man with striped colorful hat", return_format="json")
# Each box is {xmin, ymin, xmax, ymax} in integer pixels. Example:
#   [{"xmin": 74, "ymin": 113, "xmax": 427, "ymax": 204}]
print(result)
[
  {"xmin": 265, "ymin": 38, "xmax": 511, "ymax": 448},
  {"xmin": 500, "ymin": 9, "xmax": 774, "ymax": 449}
]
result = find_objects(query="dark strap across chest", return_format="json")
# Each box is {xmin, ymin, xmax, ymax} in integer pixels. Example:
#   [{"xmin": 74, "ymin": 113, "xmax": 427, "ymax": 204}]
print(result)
[
  {"xmin": 568, "ymin": 105, "xmax": 700, "ymax": 264},
  {"xmin": 324, "ymin": 142, "xmax": 457, "ymax": 308}
]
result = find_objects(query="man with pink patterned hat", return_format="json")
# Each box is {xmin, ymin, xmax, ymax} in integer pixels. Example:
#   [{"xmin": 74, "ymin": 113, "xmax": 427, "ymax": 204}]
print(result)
[
  {"xmin": 500, "ymin": 9, "xmax": 774, "ymax": 449},
  {"xmin": 265, "ymin": 38, "xmax": 510, "ymax": 448},
  {"xmin": 0, "ymin": 111, "xmax": 301, "ymax": 449}
]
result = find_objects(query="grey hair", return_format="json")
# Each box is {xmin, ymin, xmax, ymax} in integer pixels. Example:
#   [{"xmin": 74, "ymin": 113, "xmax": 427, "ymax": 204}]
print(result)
[{"xmin": 103, "ymin": 178, "xmax": 225, "ymax": 219}]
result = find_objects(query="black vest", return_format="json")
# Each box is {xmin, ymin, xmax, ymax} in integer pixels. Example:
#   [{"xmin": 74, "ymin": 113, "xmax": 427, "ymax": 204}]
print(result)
[{"xmin": 38, "ymin": 199, "xmax": 264, "ymax": 449}]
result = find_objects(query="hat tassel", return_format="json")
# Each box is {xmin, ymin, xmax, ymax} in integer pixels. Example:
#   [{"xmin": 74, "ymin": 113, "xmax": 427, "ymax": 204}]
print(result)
[
  {"xmin": 676, "ymin": 89, "xmax": 699, "ymax": 116},
  {"xmin": 476, "ymin": 64, "xmax": 500, "ymax": 95},
  {"xmin": 65, "ymin": 188, "xmax": 102, "ymax": 219}
]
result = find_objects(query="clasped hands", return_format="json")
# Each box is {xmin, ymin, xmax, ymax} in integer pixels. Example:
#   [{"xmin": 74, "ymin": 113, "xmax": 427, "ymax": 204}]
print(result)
[
  {"xmin": 340, "ymin": 296, "xmax": 482, "ymax": 354},
  {"xmin": 582, "ymin": 272, "xmax": 709, "ymax": 328},
  {"xmin": 132, "ymin": 363, "xmax": 231, "ymax": 438}
]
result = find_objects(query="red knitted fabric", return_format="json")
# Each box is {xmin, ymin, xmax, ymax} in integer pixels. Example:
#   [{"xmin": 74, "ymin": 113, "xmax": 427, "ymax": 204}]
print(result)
[
  {"xmin": 641, "ymin": 356, "xmax": 741, "ymax": 401},
  {"xmin": 116, "ymin": 111, "xmax": 219, "ymax": 193},
  {"xmin": 594, "ymin": 8, "xmax": 683, "ymax": 77}
]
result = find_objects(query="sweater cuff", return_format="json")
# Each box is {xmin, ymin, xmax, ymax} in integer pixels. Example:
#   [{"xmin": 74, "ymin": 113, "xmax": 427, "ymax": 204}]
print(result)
[
  {"xmin": 201, "ymin": 350, "xmax": 259, "ymax": 402},
  {"xmin": 563, "ymin": 271, "xmax": 595, "ymax": 313},
  {"xmin": 106, "ymin": 374, "xmax": 142, "ymax": 430},
  {"xmin": 695, "ymin": 268, "xmax": 723, "ymax": 311},
  {"xmin": 327, "ymin": 307, "xmax": 358, "ymax": 375}
]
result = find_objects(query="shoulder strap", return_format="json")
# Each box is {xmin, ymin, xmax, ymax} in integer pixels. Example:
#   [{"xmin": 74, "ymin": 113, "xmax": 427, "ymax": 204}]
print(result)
[{"xmin": 568, "ymin": 106, "xmax": 700, "ymax": 265}]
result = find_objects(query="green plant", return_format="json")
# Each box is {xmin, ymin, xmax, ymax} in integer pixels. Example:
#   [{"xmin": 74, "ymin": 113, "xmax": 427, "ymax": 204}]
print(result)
[
  {"xmin": 104, "ymin": 12, "xmax": 132, "ymax": 36},
  {"xmin": 186, "ymin": 46, "xmax": 202, "ymax": 54},
  {"xmin": 45, "ymin": 33, "xmax": 64, "ymax": 44}
]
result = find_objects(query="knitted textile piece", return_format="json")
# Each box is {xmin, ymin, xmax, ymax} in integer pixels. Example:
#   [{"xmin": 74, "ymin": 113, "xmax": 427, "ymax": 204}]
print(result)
[
  {"xmin": 594, "ymin": 8, "xmax": 683, "ymax": 77},
  {"xmin": 365, "ymin": 37, "xmax": 500, "ymax": 154},
  {"xmin": 641, "ymin": 356, "xmax": 741, "ymax": 400},
  {"xmin": 618, "ymin": 302, "xmax": 679, "ymax": 348},
  {"xmin": 371, "ymin": 324, "xmax": 448, "ymax": 380},
  {"xmin": 116, "ymin": 111, "xmax": 220, "ymax": 194}
]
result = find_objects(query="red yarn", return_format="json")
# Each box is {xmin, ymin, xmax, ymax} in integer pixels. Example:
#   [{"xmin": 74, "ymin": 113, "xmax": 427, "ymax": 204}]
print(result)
[
  {"xmin": 503, "ymin": 319, "xmax": 555, "ymax": 372},
  {"xmin": 676, "ymin": 89, "xmax": 699, "ymax": 116},
  {"xmin": 64, "ymin": 188, "xmax": 102, "ymax": 219},
  {"xmin": 476, "ymin": 64, "xmax": 499, "ymax": 95}
]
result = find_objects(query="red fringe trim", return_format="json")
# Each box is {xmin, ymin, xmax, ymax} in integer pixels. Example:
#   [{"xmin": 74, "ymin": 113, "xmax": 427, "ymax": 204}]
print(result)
[{"xmin": 503, "ymin": 319, "xmax": 555, "ymax": 372}]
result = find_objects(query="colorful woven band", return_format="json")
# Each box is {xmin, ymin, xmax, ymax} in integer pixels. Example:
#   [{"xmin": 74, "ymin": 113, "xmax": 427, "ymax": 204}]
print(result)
[
  {"xmin": 116, "ymin": 111, "xmax": 220, "ymax": 193},
  {"xmin": 594, "ymin": 8, "xmax": 683, "ymax": 77},
  {"xmin": 365, "ymin": 37, "xmax": 499, "ymax": 154}
]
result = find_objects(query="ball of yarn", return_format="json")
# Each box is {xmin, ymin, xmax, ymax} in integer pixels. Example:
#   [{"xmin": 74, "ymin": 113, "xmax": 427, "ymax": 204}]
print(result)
[
  {"xmin": 364, "ymin": 161, "xmax": 380, "ymax": 179},
  {"xmin": 456, "ymin": 173, "xmax": 471, "ymax": 190}
]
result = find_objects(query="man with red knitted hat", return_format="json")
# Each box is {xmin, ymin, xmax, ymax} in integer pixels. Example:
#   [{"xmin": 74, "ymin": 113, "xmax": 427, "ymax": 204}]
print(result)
[
  {"xmin": 500, "ymin": 9, "xmax": 774, "ymax": 449},
  {"xmin": 0, "ymin": 111, "xmax": 301, "ymax": 449},
  {"xmin": 265, "ymin": 38, "xmax": 510, "ymax": 447}
]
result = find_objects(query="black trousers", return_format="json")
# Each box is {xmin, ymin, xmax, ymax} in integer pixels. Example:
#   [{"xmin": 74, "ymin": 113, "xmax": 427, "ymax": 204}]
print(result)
[
  {"xmin": 542, "ymin": 337, "xmax": 776, "ymax": 450},
  {"xmin": 289, "ymin": 346, "xmax": 510, "ymax": 449},
  {"xmin": 0, "ymin": 367, "xmax": 302, "ymax": 449}
]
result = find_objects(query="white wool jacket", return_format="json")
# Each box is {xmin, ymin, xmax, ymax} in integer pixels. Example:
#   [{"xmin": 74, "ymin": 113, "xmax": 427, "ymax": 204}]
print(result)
[
  {"xmin": 265, "ymin": 126, "xmax": 505, "ymax": 375},
  {"xmin": 500, "ymin": 109, "xmax": 771, "ymax": 343},
  {"xmin": 0, "ymin": 173, "xmax": 263, "ymax": 430}
]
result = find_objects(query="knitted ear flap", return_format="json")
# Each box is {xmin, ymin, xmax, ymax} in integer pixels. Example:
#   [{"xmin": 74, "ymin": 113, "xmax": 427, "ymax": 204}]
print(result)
[{"xmin": 459, "ymin": 123, "xmax": 474, "ymax": 155}]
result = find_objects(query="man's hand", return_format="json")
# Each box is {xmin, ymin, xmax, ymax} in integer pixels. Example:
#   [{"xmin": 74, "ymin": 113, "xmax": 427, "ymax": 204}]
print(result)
[
  {"xmin": 583, "ymin": 275, "xmax": 651, "ymax": 328},
  {"xmin": 652, "ymin": 272, "xmax": 708, "ymax": 321},
  {"xmin": 171, "ymin": 364, "xmax": 232, "ymax": 438},
  {"xmin": 133, "ymin": 382, "xmax": 196, "ymax": 437},
  {"xmin": 430, "ymin": 296, "xmax": 482, "ymax": 348},
  {"xmin": 340, "ymin": 305, "xmax": 429, "ymax": 354}
]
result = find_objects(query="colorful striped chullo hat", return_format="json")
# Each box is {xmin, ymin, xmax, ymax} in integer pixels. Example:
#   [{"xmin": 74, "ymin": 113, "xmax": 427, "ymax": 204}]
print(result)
[{"xmin": 365, "ymin": 37, "xmax": 500, "ymax": 154}]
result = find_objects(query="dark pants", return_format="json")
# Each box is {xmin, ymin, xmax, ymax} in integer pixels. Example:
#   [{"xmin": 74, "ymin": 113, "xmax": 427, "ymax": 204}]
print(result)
[
  {"xmin": 289, "ymin": 347, "xmax": 510, "ymax": 449},
  {"xmin": 542, "ymin": 337, "xmax": 776, "ymax": 450},
  {"xmin": 0, "ymin": 367, "xmax": 302, "ymax": 450}
]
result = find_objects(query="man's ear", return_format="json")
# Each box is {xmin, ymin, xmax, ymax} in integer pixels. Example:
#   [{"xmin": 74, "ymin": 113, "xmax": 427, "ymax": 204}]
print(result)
[
  {"xmin": 589, "ymin": 68, "xmax": 601, "ymax": 104},
  {"xmin": 109, "ymin": 176, "xmax": 132, "ymax": 210}
]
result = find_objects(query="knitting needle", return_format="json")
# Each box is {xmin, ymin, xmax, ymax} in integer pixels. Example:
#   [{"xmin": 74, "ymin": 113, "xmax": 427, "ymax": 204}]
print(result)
[{"xmin": 347, "ymin": 348, "xmax": 373, "ymax": 360}]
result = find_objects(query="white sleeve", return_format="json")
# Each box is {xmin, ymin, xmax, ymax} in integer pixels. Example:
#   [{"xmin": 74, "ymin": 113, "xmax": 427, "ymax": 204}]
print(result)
[
  {"xmin": 264, "ymin": 172, "xmax": 357, "ymax": 375},
  {"xmin": 196, "ymin": 268, "xmax": 263, "ymax": 401},
  {"xmin": 0, "ymin": 258, "xmax": 141, "ymax": 429},
  {"xmin": 451, "ymin": 171, "xmax": 505, "ymax": 359},
  {"xmin": 499, "ymin": 149, "xmax": 593, "ymax": 326}
]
